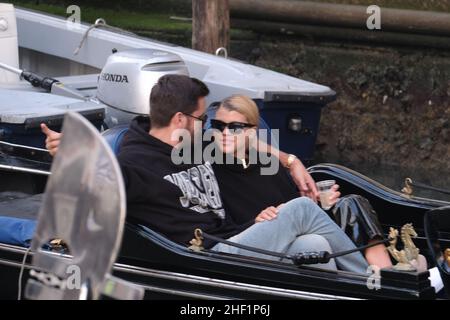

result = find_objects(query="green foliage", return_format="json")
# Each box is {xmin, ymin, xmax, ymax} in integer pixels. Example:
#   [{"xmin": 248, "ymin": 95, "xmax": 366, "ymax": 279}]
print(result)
[
  {"xmin": 10, "ymin": 1, "xmax": 192, "ymax": 32},
  {"xmin": 12, "ymin": 0, "xmax": 192, "ymax": 14}
]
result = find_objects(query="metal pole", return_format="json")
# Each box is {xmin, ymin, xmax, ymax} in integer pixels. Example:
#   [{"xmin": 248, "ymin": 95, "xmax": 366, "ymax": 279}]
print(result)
[{"xmin": 0, "ymin": 62, "xmax": 22, "ymax": 75}]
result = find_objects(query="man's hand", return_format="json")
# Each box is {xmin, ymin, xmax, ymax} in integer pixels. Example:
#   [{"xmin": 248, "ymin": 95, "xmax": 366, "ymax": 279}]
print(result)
[
  {"xmin": 289, "ymin": 158, "xmax": 319, "ymax": 202},
  {"xmin": 41, "ymin": 123, "xmax": 62, "ymax": 157},
  {"xmin": 255, "ymin": 206, "xmax": 278, "ymax": 223}
]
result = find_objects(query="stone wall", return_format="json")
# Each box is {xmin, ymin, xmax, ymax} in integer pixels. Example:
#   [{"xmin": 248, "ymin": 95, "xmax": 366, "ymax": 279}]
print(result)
[{"xmin": 143, "ymin": 30, "xmax": 450, "ymax": 174}]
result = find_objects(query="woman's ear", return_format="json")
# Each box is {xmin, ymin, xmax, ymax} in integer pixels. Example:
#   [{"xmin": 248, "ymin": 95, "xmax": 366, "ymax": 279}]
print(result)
[{"xmin": 247, "ymin": 127, "xmax": 258, "ymax": 138}]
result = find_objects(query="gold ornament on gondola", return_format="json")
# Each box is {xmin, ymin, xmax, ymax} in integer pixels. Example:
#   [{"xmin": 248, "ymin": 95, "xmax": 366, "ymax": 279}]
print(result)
[
  {"xmin": 387, "ymin": 223, "xmax": 420, "ymax": 271},
  {"xmin": 189, "ymin": 228, "xmax": 204, "ymax": 252},
  {"xmin": 401, "ymin": 178, "xmax": 413, "ymax": 197}
]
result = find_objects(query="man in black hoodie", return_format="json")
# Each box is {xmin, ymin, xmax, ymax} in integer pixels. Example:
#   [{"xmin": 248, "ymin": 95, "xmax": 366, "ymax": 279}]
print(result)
[{"xmin": 117, "ymin": 75, "xmax": 249, "ymax": 248}]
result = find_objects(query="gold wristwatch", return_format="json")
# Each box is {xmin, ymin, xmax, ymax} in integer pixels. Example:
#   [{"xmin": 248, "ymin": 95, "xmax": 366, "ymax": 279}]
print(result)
[{"xmin": 286, "ymin": 154, "xmax": 297, "ymax": 169}]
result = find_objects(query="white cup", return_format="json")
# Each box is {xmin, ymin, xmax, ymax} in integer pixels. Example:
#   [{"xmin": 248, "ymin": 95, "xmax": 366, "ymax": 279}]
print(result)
[{"xmin": 316, "ymin": 180, "xmax": 336, "ymax": 210}]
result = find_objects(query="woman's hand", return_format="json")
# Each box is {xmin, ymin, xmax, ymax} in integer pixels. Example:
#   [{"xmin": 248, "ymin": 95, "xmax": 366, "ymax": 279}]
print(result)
[
  {"xmin": 320, "ymin": 184, "xmax": 341, "ymax": 208},
  {"xmin": 41, "ymin": 123, "xmax": 62, "ymax": 157},
  {"xmin": 255, "ymin": 206, "xmax": 279, "ymax": 223}
]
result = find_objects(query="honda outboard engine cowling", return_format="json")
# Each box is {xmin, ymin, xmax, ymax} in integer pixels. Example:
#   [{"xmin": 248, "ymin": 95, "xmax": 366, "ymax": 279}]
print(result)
[{"xmin": 97, "ymin": 49, "xmax": 189, "ymax": 116}]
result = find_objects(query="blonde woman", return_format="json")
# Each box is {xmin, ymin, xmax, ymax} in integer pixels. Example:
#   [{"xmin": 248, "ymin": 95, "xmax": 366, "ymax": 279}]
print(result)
[{"xmin": 210, "ymin": 95, "xmax": 392, "ymax": 270}]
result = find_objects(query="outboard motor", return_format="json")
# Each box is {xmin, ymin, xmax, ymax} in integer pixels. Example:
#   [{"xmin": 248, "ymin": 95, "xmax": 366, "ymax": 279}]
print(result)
[
  {"xmin": 97, "ymin": 49, "xmax": 189, "ymax": 127},
  {"xmin": 0, "ymin": 3, "xmax": 19, "ymax": 83}
]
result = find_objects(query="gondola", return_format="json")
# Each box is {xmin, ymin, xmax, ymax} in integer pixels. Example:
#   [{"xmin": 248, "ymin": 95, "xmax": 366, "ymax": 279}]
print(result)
[{"xmin": 0, "ymin": 112, "xmax": 448, "ymax": 300}]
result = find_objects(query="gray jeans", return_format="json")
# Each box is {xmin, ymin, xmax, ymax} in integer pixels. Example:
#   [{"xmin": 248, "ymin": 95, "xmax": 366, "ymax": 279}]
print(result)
[{"xmin": 212, "ymin": 197, "xmax": 369, "ymax": 273}]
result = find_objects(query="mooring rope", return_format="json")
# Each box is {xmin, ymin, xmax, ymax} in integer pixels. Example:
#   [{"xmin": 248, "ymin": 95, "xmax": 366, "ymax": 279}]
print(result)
[{"xmin": 74, "ymin": 18, "xmax": 136, "ymax": 55}]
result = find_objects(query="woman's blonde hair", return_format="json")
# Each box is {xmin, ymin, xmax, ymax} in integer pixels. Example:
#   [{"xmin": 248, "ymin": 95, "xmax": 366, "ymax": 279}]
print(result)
[{"xmin": 219, "ymin": 95, "xmax": 259, "ymax": 126}]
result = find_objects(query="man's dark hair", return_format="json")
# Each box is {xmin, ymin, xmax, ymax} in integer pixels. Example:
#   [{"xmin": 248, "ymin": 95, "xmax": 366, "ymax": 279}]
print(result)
[{"xmin": 149, "ymin": 74, "xmax": 209, "ymax": 128}]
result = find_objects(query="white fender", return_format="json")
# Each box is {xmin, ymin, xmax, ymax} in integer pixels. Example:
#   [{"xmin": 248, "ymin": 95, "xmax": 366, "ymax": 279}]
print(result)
[{"xmin": 0, "ymin": 3, "xmax": 19, "ymax": 83}]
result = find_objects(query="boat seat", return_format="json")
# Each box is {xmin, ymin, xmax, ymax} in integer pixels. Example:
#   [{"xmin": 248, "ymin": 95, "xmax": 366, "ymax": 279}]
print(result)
[
  {"xmin": 0, "ymin": 216, "xmax": 35, "ymax": 247},
  {"xmin": 0, "ymin": 192, "xmax": 40, "ymax": 247},
  {"xmin": 102, "ymin": 124, "xmax": 129, "ymax": 155}
]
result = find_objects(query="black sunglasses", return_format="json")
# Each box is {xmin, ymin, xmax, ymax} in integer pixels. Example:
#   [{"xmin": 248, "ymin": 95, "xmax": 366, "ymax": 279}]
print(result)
[
  {"xmin": 182, "ymin": 112, "xmax": 208, "ymax": 123},
  {"xmin": 210, "ymin": 119, "xmax": 255, "ymax": 133}
]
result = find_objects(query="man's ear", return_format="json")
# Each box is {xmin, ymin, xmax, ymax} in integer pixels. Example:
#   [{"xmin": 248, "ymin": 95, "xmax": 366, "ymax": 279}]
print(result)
[{"xmin": 170, "ymin": 112, "xmax": 185, "ymax": 128}]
